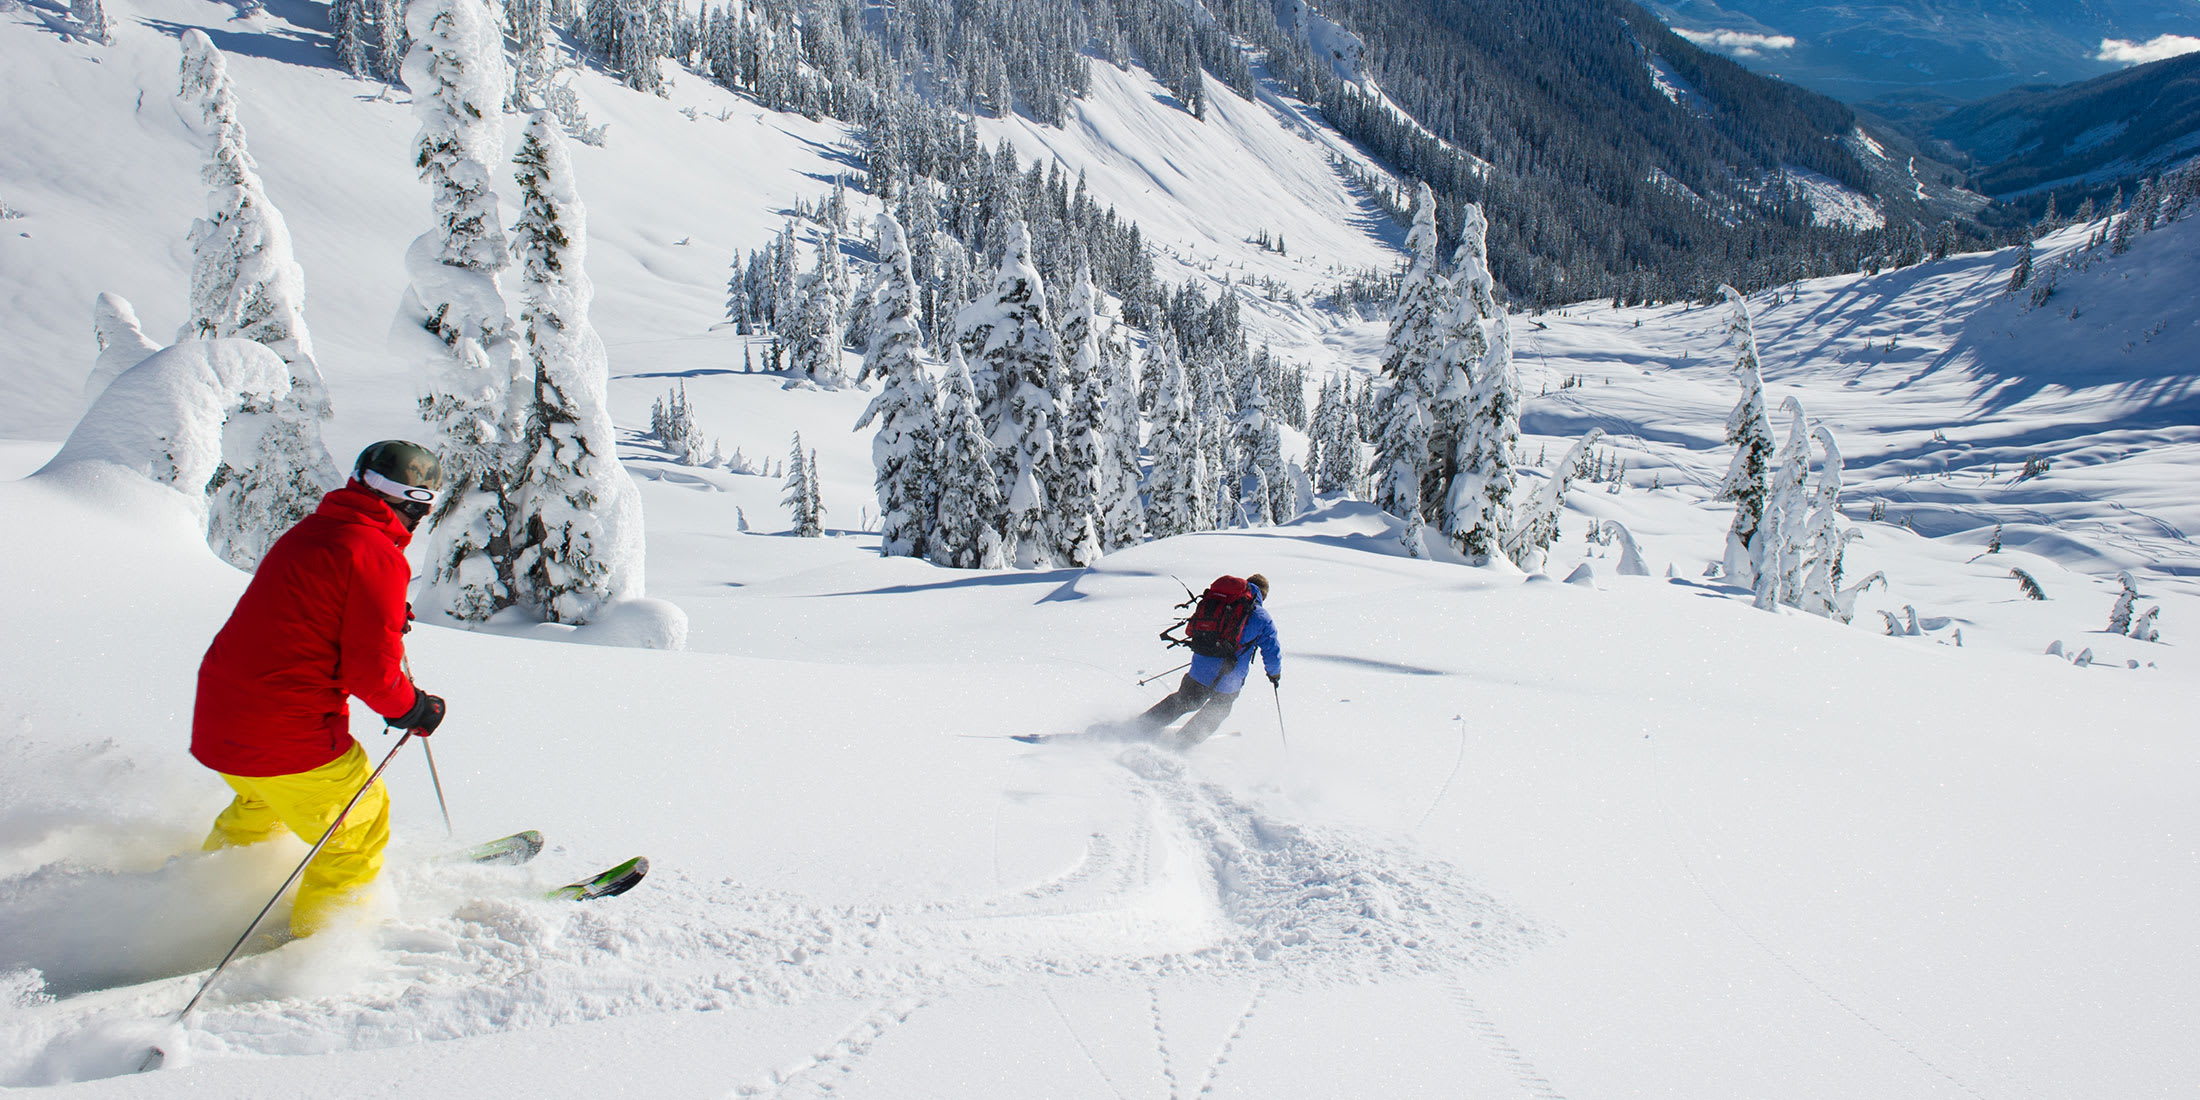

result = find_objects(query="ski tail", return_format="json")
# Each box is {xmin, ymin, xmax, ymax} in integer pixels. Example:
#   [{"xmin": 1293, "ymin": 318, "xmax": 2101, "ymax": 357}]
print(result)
[
  {"xmin": 549, "ymin": 856, "xmax": 648, "ymax": 901},
  {"xmin": 457, "ymin": 830, "xmax": 545, "ymax": 867}
]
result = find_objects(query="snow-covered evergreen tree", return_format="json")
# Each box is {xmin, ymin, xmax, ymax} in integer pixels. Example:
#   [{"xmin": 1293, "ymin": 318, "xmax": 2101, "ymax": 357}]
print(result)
[
  {"xmin": 87, "ymin": 292, "xmax": 162, "ymax": 405},
  {"xmin": 1506, "ymin": 428, "xmax": 1604, "ymax": 571},
  {"xmin": 2007, "ymin": 239, "xmax": 2034, "ymax": 293},
  {"xmin": 70, "ymin": 0, "xmax": 114, "ymax": 44},
  {"xmin": 855, "ymin": 211, "xmax": 941, "ymax": 560},
  {"xmin": 1443, "ymin": 303, "xmax": 1520, "ymax": 564},
  {"xmin": 1372, "ymin": 183, "xmax": 1446, "ymax": 555},
  {"xmin": 1798, "ymin": 424, "xmax": 1849, "ymax": 619},
  {"xmin": 1760, "ymin": 396, "xmax": 1812, "ymax": 610},
  {"xmin": 1231, "ymin": 370, "xmax": 1287, "ymax": 526},
  {"xmin": 332, "ymin": 0, "xmax": 376, "ymax": 77},
  {"xmin": 1192, "ymin": 348, "xmax": 1237, "ymax": 527},
  {"xmin": 1142, "ymin": 333, "xmax": 1207, "ymax": 539},
  {"xmin": 959, "ymin": 220, "xmax": 1055, "ymax": 440},
  {"xmin": 788, "ymin": 263, "xmax": 848, "ymax": 389},
  {"xmin": 1051, "ymin": 268, "xmax": 1108, "ymax": 565},
  {"xmin": 404, "ymin": 0, "xmax": 520, "ymax": 621},
  {"xmin": 2108, "ymin": 571, "xmax": 2141, "ymax": 634},
  {"xmin": 176, "ymin": 31, "xmax": 341, "ymax": 571},
  {"xmin": 1092, "ymin": 283, "xmax": 1147, "ymax": 551},
  {"xmin": 769, "ymin": 220, "xmax": 800, "ymax": 332},
  {"xmin": 1427, "ymin": 201, "xmax": 1497, "ymax": 525},
  {"xmin": 930, "ymin": 345, "xmax": 1008, "ymax": 569},
  {"xmin": 1310, "ymin": 374, "xmax": 1365, "ymax": 497},
  {"xmin": 959, "ymin": 221, "xmax": 1060, "ymax": 568},
  {"xmin": 506, "ymin": 113, "xmax": 646, "ymax": 625},
  {"xmin": 2129, "ymin": 603, "xmax": 2161, "ymax": 642},
  {"xmin": 1716, "ymin": 285, "xmax": 1774, "ymax": 589},
  {"xmin": 781, "ymin": 433, "xmax": 823, "ymax": 537}
]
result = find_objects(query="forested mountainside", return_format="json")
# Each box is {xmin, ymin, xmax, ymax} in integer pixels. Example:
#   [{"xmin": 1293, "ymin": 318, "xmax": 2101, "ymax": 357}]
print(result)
[
  {"xmin": 1897, "ymin": 51, "xmax": 2200, "ymax": 210},
  {"xmin": 1284, "ymin": 0, "xmax": 1993, "ymax": 303},
  {"xmin": 1648, "ymin": 0, "xmax": 2200, "ymax": 102},
  {"xmin": 320, "ymin": 0, "xmax": 1990, "ymax": 307}
]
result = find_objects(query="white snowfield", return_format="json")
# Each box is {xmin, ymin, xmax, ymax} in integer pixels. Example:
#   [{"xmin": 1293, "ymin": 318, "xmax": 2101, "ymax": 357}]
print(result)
[{"xmin": 2, "ymin": 0, "xmax": 2197, "ymax": 1096}]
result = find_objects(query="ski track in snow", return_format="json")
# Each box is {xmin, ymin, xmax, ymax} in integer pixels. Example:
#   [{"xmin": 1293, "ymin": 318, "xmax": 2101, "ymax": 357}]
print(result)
[
  {"xmin": 1191, "ymin": 981, "xmax": 1264, "ymax": 1098},
  {"xmin": 1044, "ymin": 982, "xmax": 1134, "ymax": 1100},
  {"xmin": 1440, "ymin": 975, "xmax": 1569, "ymax": 1100},
  {"xmin": 1, "ymin": 743, "xmax": 1535, "ymax": 1085},
  {"xmin": 1641, "ymin": 739, "xmax": 2004, "ymax": 1100},
  {"xmin": 736, "ymin": 998, "xmax": 927, "ymax": 1100}
]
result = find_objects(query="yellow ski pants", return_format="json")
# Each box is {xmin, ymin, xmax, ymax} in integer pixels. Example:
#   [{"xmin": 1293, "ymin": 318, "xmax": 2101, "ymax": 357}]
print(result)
[{"xmin": 202, "ymin": 742, "xmax": 389, "ymax": 937}]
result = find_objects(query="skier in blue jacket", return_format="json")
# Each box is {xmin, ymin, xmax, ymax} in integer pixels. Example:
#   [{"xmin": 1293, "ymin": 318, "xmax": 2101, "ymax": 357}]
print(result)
[{"xmin": 1138, "ymin": 573, "xmax": 1282, "ymax": 748}]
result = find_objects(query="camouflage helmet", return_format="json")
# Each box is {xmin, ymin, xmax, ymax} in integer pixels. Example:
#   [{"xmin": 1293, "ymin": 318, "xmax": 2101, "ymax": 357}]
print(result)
[{"xmin": 353, "ymin": 440, "xmax": 443, "ymax": 511}]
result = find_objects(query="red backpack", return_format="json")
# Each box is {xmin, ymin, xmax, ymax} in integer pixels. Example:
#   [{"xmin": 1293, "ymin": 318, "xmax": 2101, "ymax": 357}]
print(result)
[{"xmin": 1164, "ymin": 576, "xmax": 1256, "ymax": 659}]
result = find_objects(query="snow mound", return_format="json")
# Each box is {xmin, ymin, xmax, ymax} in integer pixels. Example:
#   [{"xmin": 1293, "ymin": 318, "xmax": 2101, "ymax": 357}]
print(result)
[{"xmin": 36, "ymin": 338, "xmax": 291, "ymax": 504}]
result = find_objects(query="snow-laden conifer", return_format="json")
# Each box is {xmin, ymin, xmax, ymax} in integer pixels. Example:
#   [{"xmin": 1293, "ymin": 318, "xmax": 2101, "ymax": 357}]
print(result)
[
  {"xmin": 1443, "ymin": 307, "xmax": 1520, "ymax": 564},
  {"xmin": 1716, "ymin": 285, "xmax": 1774, "ymax": 589},
  {"xmin": 1428, "ymin": 202, "xmax": 1497, "ymax": 523},
  {"xmin": 1798, "ymin": 424, "xmax": 1849, "ymax": 618},
  {"xmin": 1373, "ymin": 184, "xmax": 1446, "ymax": 555},
  {"xmin": 960, "ymin": 222, "xmax": 1060, "ymax": 567},
  {"xmin": 405, "ymin": 0, "xmax": 510, "ymax": 285},
  {"xmin": 506, "ymin": 113, "xmax": 646, "ymax": 624},
  {"xmin": 781, "ymin": 433, "xmax": 822, "ymax": 537},
  {"xmin": 1051, "ymin": 268, "xmax": 1108, "ymax": 565},
  {"xmin": 1310, "ymin": 374, "xmax": 1365, "ymax": 497},
  {"xmin": 855, "ymin": 211, "xmax": 942, "ymax": 560},
  {"xmin": 930, "ymin": 345, "xmax": 1008, "ymax": 569},
  {"xmin": 176, "ymin": 31, "xmax": 341, "ymax": 570},
  {"xmin": 1232, "ymin": 370, "xmax": 1287, "ymax": 525},
  {"xmin": 1760, "ymin": 396, "xmax": 1812, "ymax": 609},
  {"xmin": 1193, "ymin": 349, "xmax": 1237, "ymax": 527},
  {"xmin": 2007, "ymin": 239, "xmax": 2034, "ymax": 293},
  {"xmin": 70, "ymin": 0, "xmax": 114, "ymax": 44},
  {"xmin": 87, "ymin": 292, "xmax": 162, "ymax": 405},
  {"xmin": 2108, "ymin": 571, "xmax": 2141, "ymax": 634},
  {"xmin": 789, "ymin": 263, "xmax": 848, "ymax": 389},
  {"xmin": 1507, "ymin": 428, "xmax": 1604, "ymax": 571},
  {"xmin": 1142, "ymin": 333, "xmax": 1207, "ymax": 539},
  {"xmin": 770, "ymin": 221, "xmax": 800, "ymax": 332},
  {"xmin": 959, "ymin": 220, "xmax": 1058, "ymax": 444},
  {"xmin": 403, "ymin": 0, "xmax": 520, "ymax": 621},
  {"xmin": 2129, "ymin": 604, "xmax": 2161, "ymax": 642},
  {"xmin": 1093, "ymin": 285, "xmax": 1147, "ymax": 551}
]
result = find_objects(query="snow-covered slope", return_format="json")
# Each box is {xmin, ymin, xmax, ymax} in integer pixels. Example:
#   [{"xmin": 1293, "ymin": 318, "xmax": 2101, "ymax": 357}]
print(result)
[{"xmin": 3, "ymin": 0, "xmax": 2198, "ymax": 1096}]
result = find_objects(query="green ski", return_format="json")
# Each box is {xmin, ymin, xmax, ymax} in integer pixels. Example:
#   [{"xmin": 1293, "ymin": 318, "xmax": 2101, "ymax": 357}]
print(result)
[
  {"xmin": 549, "ymin": 856, "xmax": 649, "ymax": 901},
  {"xmin": 457, "ymin": 830, "xmax": 545, "ymax": 866}
]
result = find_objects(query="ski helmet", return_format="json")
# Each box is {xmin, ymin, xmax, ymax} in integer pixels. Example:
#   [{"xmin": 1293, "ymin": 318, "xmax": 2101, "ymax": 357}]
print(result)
[{"xmin": 353, "ymin": 440, "xmax": 443, "ymax": 518}]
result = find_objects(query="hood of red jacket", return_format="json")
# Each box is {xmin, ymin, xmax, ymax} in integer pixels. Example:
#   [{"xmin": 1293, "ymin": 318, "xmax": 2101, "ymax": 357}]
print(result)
[{"xmin": 324, "ymin": 480, "xmax": 416, "ymax": 549}]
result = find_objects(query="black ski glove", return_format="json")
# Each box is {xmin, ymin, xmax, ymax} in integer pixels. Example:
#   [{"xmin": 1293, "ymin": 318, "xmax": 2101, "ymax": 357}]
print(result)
[
  {"xmin": 1268, "ymin": 672, "xmax": 1282, "ymax": 687},
  {"xmin": 392, "ymin": 687, "xmax": 446, "ymax": 735}
]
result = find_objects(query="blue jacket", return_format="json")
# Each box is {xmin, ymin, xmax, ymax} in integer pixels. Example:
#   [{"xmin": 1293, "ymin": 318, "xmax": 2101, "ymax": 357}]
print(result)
[{"xmin": 1189, "ymin": 588, "xmax": 1281, "ymax": 695}]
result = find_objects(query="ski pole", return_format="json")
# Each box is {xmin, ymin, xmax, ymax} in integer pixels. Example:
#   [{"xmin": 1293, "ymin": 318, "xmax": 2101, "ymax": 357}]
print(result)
[
  {"xmin": 1139, "ymin": 660, "xmax": 1192, "ymax": 687},
  {"xmin": 422, "ymin": 739, "xmax": 454, "ymax": 838},
  {"xmin": 399, "ymin": 655, "xmax": 452, "ymax": 837},
  {"xmin": 138, "ymin": 732, "xmax": 415, "ymax": 1074},
  {"xmin": 1271, "ymin": 682, "xmax": 1289, "ymax": 753}
]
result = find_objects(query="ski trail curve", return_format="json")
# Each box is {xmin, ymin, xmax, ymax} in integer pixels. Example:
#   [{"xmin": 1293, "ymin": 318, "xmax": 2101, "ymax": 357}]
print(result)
[{"xmin": 1641, "ymin": 737, "xmax": 2008, "ymax": 1100}]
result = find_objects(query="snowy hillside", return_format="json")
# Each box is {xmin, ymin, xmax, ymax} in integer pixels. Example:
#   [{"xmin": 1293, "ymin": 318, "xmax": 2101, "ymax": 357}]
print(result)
[{"xmin": 4, "ymin": 0, "xmax": 2199, "ymax": 1095}]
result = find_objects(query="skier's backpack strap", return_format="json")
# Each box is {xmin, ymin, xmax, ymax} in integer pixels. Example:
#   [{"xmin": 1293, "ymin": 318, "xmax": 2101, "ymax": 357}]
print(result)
[{"xmin": 1172, "ymin": 576, "xmax": 1256, "ymax": 660}]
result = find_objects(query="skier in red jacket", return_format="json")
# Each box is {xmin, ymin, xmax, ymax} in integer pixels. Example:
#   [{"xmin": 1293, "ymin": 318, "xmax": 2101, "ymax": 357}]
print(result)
[{"xmin": 192, "ymin": 440, "xmax": 448, "ymax": 937}]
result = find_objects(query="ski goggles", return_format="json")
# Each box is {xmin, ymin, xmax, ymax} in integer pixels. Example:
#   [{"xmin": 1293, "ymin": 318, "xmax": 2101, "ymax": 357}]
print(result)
[{"xmin": 360, "ymin": 468, "xmax": 441, "ymax": 518}]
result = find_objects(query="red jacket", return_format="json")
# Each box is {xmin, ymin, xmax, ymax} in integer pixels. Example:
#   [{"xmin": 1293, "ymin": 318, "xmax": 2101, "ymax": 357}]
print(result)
[{"xmin": 192, "ymin": 483, "xmax": 418, "ymax": 777}]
